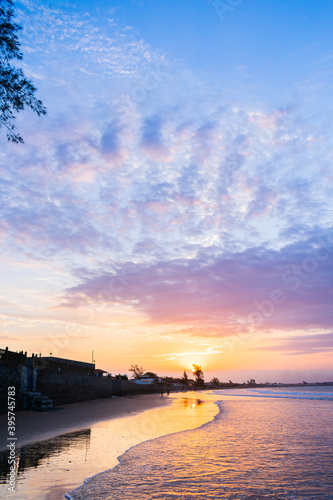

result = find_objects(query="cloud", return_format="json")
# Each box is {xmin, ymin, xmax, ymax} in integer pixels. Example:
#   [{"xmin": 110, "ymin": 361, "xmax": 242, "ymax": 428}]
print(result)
[
  {"xmin": 253, "ymin": 333, "xmax": 333, "ymax": 355},
  {"xmin": 155, "ymin": 348, "xmax": 222, "ymax": 361},
  {"xmin": 1, "ymin": 0, "xmax": 333, "ymax": 368},
  {"xmin": 2, "ymin": 40, "xmax": 332, "ymax": 265},
  {"xmin": 62, "ymin": 229, "xmax": 333, "ymax": 338},
  {"xmin": 140, "ymin": 114, "xmax": 166, "ymax": 154},
  {"xmin": 177, "ymin": 163, "xmax": 206, "ymax": 199},
  {"xmin": 0, "ymin": 333, "xmax": 23, "ymax": 342},
  {"xmin": 100, "ymin": 120, "xmax": 122, "ymax": 159}
]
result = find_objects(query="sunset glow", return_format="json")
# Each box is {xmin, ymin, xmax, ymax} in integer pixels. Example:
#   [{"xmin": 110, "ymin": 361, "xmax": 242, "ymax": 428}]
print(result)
[{"xmin": 1, "ymin": 0, "xmax": 333, "ymax": 384}]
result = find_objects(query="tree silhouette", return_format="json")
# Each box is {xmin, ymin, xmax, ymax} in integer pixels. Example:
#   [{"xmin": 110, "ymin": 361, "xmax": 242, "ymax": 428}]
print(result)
[
  {"xmin": 0, "ymin": 0, "xmax": 46, "ymax": 142},
  {"xmin": 192, "ymin": 364, "xmax": 204, "ymax": 389},
  {"xmin": 181, "ymin": 369, "xmax": 189, "ymax": 389},
  {"xmin": 128, "ymin": 364, "xmax": 145, "ymax": 379},
  {"xmin": 210, "ymin": 377, "xmax": 220, "ymax": 388}
]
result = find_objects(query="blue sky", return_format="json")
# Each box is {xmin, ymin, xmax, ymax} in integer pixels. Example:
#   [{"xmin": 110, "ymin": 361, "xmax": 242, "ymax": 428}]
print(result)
[
  {"xmin": 0, "ymin": 0, "xmax": 332, "ymax": 382},
  {"xmin": 111, "ymin": 0, "xmax": 333, "ymax": 106}
]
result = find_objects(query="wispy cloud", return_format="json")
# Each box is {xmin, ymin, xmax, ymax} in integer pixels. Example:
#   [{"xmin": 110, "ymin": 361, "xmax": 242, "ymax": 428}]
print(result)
[
  {"xmin": 61, "ymin": 229, "xmax": 333, "ymax": 343},
  {"xmin": 253, "ymin": 333, "xmax": 333, "ymax": 356},
  {"xmin": 155, "ymin": 348, "xmax": 222, "ymax": 361}
]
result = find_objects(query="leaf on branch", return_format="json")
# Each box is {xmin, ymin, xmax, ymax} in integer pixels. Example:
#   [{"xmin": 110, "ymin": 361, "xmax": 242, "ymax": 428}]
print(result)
[{"xmin": 0, "ymin": 0, "xmax": 46, "ymax": 143}]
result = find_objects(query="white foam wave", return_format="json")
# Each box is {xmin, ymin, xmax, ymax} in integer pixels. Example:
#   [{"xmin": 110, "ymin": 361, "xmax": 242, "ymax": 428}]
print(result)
[{"xmin": 213, "ymin": 388, "xmax": 333, "ymax": 401}]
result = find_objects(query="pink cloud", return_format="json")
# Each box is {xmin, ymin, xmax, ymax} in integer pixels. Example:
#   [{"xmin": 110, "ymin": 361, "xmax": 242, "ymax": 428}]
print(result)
[{"xmin": 62, "ymin": 232, "xmax": 333, "ymax": 340}]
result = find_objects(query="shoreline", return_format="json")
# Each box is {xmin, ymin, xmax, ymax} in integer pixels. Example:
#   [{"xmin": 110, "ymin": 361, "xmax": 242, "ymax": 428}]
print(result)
[
  {"xmin": 0, "ymin": 393, "xmax": 172, "ymax": 452},
  {"xmin": 66, "ymin": 388, "xmax": 333, "ymax": 500},
  {"xmin": 65, "ymin": 392, "xmax": 220, "ymax": 500},
  {"xmin": 66, "ymin": 396, "xmax": 222, "ymax": 500},
  {"xmin": 0, "ymin": 391, "xmax": 220, "ymax": 500}
]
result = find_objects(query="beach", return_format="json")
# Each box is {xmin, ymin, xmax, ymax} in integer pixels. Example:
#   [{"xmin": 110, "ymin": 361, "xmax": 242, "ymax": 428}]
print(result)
[
  {"xmin": 0, "ymin": 394, "xmax": 171, "ymax": 453},
  {"xmin": 67, "ymin": 387, "xmax": 333, "ymax": 500},
  {"xmin": 0, "ymin": 392, "xmax": 218, "ymax": 500},
  {"xmin": 1, "ymin": 388, "xmax": 332, "ymax": 499}
]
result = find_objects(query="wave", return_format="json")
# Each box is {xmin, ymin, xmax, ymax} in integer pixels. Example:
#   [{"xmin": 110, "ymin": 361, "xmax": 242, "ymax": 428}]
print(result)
[
  {"xmin": 213, "ymin": 388, "xmax": 333, "ymax": 401},
  {"xmin": 66, "ymin": 392, "xmax": 333, "ymax": 499},
  {"xmin": 66, "ymin": 396, "xmax": 220, "ymax": 499}
]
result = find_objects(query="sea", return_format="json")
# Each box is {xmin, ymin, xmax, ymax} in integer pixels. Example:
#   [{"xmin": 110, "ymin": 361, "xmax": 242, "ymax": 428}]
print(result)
[
  {"xmin": 1, "ymin": 386, "xmax": 332, "ymax": 499},
  {"xmin": 68, "ymin": 386, "xmax": 333, "ymax": 500}
]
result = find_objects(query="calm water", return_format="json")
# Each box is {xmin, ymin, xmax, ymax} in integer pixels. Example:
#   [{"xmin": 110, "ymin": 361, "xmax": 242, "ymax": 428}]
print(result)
[{"xmin": 68, "ymin": 387, "xmax": 333, "ymax": 500}]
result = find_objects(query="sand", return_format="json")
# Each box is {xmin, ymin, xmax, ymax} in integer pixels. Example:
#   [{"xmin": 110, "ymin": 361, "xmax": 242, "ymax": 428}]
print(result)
[
  {"xmin": 0, "ymin": 394, "xmax": 171, "ymax": 452},
  {"xmin": 0, "ymin": 392, "xmax": 219, "ymax": 499}
]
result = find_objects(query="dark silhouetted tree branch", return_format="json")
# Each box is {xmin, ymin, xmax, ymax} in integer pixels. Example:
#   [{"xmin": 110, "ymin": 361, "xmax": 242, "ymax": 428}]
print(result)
[
  {"xmin": 129, "ymin": 364, "xmax": 145, "ymax": 379},
  {"xmin": 0, "ymin": 0, "xmax": 46, "ymax": 143}
]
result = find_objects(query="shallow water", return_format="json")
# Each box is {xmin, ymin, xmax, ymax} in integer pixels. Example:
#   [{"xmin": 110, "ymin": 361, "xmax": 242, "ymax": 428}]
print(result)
[
  {"xmin": 0, "ymin": 393, "xmax": 217, "ymax": 500},
  {"xmin": 68, "ymin": 387, "xmax": 333, "ymax": 500}
]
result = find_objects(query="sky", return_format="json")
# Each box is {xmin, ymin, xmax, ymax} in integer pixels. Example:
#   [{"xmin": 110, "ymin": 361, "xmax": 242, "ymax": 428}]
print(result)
[{"xmin": 1, "ymin": 0, "xmax": 333, "ymax": 383}]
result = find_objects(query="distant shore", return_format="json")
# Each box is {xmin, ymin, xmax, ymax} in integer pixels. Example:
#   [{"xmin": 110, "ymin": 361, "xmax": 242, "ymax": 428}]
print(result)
[{"xmin": 0, "ymin": 393, "xmax": 172, "ymax": 452}]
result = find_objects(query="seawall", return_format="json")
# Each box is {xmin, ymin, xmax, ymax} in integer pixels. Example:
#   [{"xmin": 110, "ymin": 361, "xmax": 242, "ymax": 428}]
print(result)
[{"xmin": 0, "ymin": 363, "xmax": 158, "ymax": 413}]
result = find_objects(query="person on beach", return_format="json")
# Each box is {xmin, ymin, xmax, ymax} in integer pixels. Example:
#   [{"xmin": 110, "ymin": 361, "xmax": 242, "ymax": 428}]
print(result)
[{"xmin": 161, "ymin": 388, "xmax": 164, "ymax": 397}]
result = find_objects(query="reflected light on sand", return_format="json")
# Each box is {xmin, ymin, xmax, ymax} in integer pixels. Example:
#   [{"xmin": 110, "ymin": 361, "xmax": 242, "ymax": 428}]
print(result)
[{"xmin": 0, "ymin": 392, "xmax": 218, "ymax": 500}]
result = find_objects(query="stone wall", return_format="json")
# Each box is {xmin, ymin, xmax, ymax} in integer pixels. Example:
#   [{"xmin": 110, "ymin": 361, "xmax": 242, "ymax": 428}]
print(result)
[
  {"xmin": 36, "ymin": 371, "xmax": 101, "ymax": 405},
  {"xmin": 113, "ymin": 379, "xmax": 158, "ymax": 396},
  {"xmin": 0, "ymin": 366, "xmax": 159, "ymax": 412},
  {"xmin": 0, "ymin": 363, "xmax": 24, "ymax": 413}
]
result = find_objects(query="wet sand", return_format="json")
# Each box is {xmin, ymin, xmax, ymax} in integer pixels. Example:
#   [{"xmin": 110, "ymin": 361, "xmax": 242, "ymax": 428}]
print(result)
[
  {"xmin": 0, "ymin": 392, "xmax": 219, "ymax": 499},
  {"xmin": 0, "ymin": 394, "xmax": 171, "ymax": 452}
]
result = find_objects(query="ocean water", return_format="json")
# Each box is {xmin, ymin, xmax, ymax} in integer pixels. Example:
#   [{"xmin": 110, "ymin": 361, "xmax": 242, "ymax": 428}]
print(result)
[
  {"xmin": 68, "ymin": 387, "xmax": 333, "ymax": 500},
  {"xmin": 0, "ymin": 394, "xmax": 217, "ymax": 499}
]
